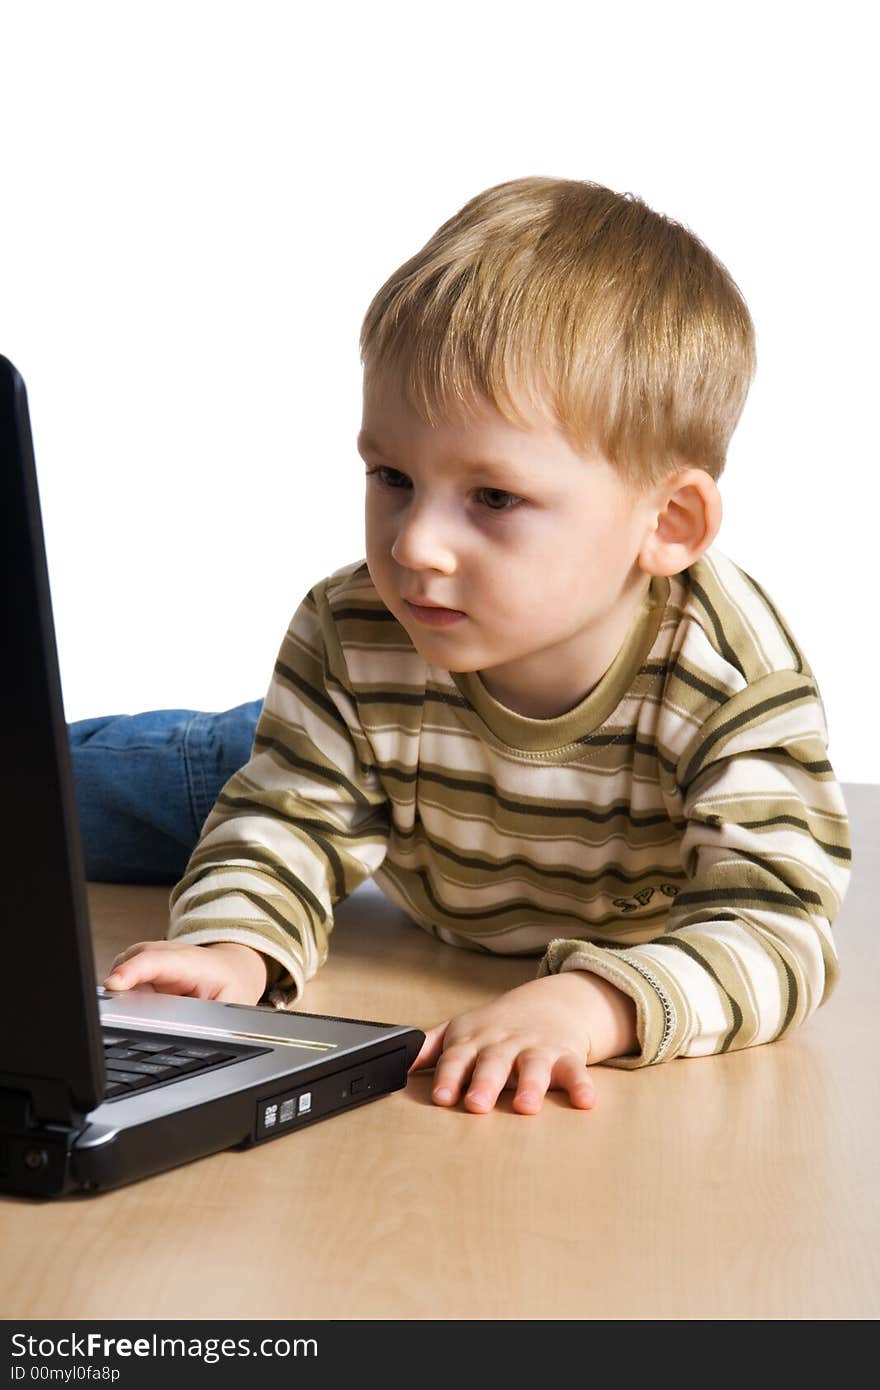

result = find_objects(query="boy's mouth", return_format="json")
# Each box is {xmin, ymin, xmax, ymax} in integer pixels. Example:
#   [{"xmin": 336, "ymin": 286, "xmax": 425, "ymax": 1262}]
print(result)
[{"xmin": 404, "ymin": 599, "xmax": 466, "ymax": 627}]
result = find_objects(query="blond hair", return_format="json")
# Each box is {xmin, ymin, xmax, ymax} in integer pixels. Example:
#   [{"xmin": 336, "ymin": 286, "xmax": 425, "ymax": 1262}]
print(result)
[{"xmin": 358, "ymin": 176, "xmax": 756, "ymax": 490}]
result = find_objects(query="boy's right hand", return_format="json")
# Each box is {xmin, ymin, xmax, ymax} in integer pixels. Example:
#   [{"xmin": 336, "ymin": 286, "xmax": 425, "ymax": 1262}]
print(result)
[{"xmin": 103, "ymin": 940, "xmax": 267, "ymax": 1006}]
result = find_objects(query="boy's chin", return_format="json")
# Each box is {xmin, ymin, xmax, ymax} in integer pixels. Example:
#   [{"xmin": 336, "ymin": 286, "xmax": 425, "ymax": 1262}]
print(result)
[{"xmin": 405, "ymin": 632, "xmax": 483, "ymax": 674}]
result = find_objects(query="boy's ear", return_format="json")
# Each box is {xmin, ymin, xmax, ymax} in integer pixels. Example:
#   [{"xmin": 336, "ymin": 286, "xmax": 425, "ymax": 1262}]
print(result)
[{"xmin": 637, "ymin": 468, "xmax": 722, "ymax": 578}]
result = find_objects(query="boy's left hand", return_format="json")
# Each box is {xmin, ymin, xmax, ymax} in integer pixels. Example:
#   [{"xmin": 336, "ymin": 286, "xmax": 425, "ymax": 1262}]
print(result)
[{"xmin": 409, "ymin": 971, "xmax": 634, "ymax": 1115}]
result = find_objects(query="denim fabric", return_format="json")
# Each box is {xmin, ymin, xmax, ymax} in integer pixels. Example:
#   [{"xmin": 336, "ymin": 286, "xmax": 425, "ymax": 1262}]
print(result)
[{"xmin": 68, "ymin": 700, "xmax": 264, "ymax": 884}]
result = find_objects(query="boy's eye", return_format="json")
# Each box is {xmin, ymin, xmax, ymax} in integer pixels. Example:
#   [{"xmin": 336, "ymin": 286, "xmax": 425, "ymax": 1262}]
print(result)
[
  {"xmin": 365, "ymin": 467, "xmax": 523, "ymax": 513},
  {"xmin": 479, "ymin": 487, "xmax": 520, "ymax": 512},
  {"xmin": 367, "ymin": 466, "xmax": 409, "ymax": 489}
]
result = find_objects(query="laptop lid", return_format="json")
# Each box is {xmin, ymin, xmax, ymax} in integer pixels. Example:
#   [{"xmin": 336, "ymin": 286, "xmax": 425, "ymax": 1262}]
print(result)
[{"xmin": 0, "ymin": 355, "xmax": 105, "ymax": 1122}]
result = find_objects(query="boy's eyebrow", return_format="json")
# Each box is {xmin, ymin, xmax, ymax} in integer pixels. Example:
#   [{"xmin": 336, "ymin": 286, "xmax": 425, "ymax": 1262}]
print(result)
[
  {"xmin": 357, "ymin": 432, "xmax": 537, "ymax": 485},
  {"xmin": 357, "ymin": 433, "xmax": 394, "ymax": 458}
]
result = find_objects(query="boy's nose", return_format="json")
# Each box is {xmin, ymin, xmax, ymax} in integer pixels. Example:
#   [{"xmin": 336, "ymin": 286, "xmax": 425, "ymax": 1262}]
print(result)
[{"xmin": 390, "ymin": 506, "xmax": 457, "ymax": 574}]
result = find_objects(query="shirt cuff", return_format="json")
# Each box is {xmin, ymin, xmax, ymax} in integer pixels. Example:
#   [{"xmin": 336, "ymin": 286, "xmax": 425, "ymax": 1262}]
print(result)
[{"xmin": 537, "ymin": 937, "xmax": 682, "ymax": 1067}]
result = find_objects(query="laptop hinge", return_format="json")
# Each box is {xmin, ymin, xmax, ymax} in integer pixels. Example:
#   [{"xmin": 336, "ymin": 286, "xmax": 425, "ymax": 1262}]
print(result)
[
  {"xmin": 0, "ymin": 1078, "xmax": 83, "ymax": 1131},
  {"xmin": 0, "ymin": 1083, "xmax": 88, "ymax": 1197}
]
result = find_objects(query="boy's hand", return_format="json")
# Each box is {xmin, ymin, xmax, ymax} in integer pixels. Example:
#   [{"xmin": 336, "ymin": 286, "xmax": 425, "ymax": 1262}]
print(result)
[
  {"xmin": 408, "ymin": 971, "xmax": 638, "ymax": 1115},
  {"xmin": 103, "ymin": 940, "xmax": 267, "ymax": 1006}
]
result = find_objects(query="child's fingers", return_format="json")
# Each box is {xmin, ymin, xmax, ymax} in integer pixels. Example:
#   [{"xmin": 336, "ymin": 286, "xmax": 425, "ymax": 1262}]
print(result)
[
  {"xmin": 552, "ymin": 1053, "xmax": 597, "ymax": 1110},
  {"xmin": 461, "ymin": 1047, "xmax": 515, "ymax": 1112},
  {"xmin": 109, "ymin": 939, "xmax": 184, "ymax": 971},
  {"xmin": 104, "ymin": 948, "xmax": 219, "ymax": 999},
  {"xmin": 430, "ymin": 1041, "xmax": 482, "ymax": 1107},
  {"xmin": 510, "ymin": 1050, "xmax": 555, "ymax": 1115}
]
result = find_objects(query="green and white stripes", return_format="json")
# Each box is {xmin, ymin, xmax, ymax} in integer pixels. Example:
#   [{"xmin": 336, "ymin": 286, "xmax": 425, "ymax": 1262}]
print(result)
[{"xmin": 168, "ymin": 547, "xmax": 851, "ymax": 1067}]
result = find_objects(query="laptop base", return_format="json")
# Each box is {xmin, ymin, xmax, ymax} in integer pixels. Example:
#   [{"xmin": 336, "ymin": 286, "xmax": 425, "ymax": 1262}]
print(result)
[{"xmin": 1, "ymin": 1041, "xmax": 410, "ymax": 1198}]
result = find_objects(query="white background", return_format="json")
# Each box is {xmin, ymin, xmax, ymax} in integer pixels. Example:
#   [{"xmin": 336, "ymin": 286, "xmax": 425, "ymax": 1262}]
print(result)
[{"xmin": 1, "ymin": 0, "xmax": 876, "ymax": 781}]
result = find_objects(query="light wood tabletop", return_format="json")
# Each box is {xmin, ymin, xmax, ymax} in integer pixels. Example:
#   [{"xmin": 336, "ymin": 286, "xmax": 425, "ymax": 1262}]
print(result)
[{"xmin": 2, "ymin": 783, "xmax": 878, "ymax": 1321}]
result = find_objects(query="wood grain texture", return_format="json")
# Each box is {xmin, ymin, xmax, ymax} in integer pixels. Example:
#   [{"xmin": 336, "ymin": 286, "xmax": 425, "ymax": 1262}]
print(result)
[{"xmin": 2, "ymin": 782, "xmax": 877, "ymax": 1320}]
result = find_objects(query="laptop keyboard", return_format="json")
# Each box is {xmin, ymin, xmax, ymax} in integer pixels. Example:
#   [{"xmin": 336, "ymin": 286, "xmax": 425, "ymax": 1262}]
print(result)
[{"xmin": 101, "ymin": 1027, "xmax": 243, "ymax": 1101}]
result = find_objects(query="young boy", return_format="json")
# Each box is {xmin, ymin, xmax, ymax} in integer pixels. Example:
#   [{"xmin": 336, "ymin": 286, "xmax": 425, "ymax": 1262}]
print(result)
[{"xmin": 81, "ymin": 175, "xmax": 852, "ymax": 1117}]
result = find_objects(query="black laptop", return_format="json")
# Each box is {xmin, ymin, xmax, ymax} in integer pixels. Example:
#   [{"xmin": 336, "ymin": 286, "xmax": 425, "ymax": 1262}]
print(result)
[{"xmin": 0, "ymin": 354, "xmax": 423, "ymax": 1198}]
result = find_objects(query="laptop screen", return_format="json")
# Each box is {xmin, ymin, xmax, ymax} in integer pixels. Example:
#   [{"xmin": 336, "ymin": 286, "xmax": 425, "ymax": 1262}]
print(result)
[{"xmin": 0, "ymin": 356, "xmax": 105, "ymax": 1120}]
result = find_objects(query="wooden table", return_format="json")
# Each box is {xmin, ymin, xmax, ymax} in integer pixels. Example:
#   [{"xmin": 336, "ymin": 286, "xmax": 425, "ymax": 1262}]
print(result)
[{"xmin": 2, "ymin": 783, "xmax": 878, "ymax": 1321}]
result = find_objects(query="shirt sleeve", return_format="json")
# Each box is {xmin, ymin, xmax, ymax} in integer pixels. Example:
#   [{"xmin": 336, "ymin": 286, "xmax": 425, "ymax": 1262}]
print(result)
[
  {"xmin": 166, "ymin": 580, "xmax": 391, "ymax": 1008},
  {"xmin": 536, "ymin": 668, "xmax": 853, "ymax": 1067}
]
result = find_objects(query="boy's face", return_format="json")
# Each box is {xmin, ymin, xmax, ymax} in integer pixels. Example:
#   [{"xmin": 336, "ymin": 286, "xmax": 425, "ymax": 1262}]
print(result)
[{"xmin": 360, "ymin": 367, "xmax": 663, "ymax": 718}]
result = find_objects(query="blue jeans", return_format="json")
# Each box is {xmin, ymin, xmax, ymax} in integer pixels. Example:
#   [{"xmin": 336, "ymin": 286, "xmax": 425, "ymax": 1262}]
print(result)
[{"xmin": 68, "ymin": 701, "xmax": 264, "ymax": 883}]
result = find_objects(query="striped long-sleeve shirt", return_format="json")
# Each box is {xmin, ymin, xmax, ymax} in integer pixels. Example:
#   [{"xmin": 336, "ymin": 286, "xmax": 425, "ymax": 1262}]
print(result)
[{"xmin": 167, "ymin": 547, "xmax": 852, "ymax": 1068}]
